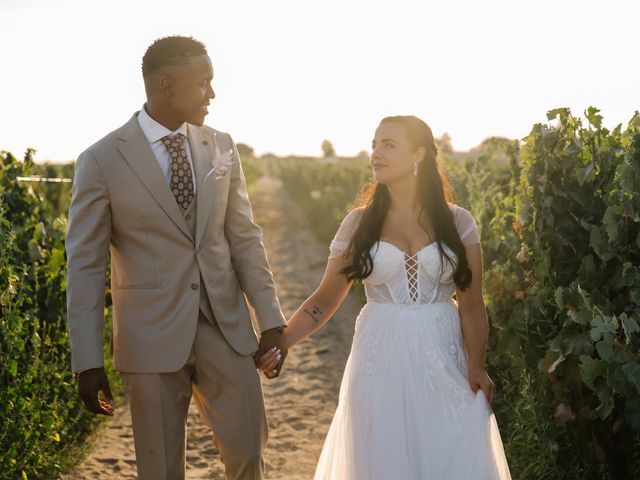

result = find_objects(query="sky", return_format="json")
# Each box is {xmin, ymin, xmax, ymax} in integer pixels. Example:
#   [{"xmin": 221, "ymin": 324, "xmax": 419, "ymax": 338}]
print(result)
[{"xmin": 1, "ymin": 0, "xmax": 638, "ymax": 162}]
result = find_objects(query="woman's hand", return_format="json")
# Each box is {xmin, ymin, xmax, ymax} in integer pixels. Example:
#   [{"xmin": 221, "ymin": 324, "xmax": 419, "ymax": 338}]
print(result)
[
  {"xmin": 468, "ymin": 367, "xmax": 495, "ymax": 405},
  {"xmin": 257, "ymin": 329, "xmax": 294, "ymax": 378},
  {"xmin": 256, "ymin": 347, "xmax": 282, "ymax": 379}
]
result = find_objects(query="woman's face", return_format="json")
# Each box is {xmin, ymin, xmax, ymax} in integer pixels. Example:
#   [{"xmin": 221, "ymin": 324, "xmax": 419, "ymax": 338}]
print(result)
[{"xmin": 370, "ymin": 122, "xmax": 423, "ymax": 185}]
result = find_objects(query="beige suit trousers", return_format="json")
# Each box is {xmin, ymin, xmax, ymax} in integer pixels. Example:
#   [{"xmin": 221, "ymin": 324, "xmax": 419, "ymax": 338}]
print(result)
[{"xmin": 122, "ymin": 311, "xmax": 268, "ymax": 480}]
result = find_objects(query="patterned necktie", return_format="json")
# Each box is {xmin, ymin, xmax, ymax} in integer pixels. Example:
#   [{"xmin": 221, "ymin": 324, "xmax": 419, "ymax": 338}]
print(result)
[{"xmin": 161, "ymin": 133, "xmax": 194, "ymax": 210}]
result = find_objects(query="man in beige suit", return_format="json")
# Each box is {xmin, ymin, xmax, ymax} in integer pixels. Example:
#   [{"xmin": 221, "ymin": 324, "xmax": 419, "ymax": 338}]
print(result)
[{"xmin": 66, "ymin": 36, "xmax": 287, "ymax": 479}]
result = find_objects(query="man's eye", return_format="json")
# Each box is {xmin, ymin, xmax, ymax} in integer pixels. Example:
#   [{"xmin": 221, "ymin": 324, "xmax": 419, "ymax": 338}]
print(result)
[{"xmin": 385, "ymin": 143, "xmax": 394, "ymax": 148}]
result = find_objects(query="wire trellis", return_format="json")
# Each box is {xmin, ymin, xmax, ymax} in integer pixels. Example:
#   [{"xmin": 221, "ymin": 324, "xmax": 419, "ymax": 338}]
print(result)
[{"xmin": 16, "ymin": 176, "xmax": 72, "ymax": 183}]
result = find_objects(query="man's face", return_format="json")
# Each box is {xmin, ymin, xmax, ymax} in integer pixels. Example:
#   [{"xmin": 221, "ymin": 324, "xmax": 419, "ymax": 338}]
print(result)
[{"xmin": 167, "ymin": 54, "xmax": 215, "ymax": 126}]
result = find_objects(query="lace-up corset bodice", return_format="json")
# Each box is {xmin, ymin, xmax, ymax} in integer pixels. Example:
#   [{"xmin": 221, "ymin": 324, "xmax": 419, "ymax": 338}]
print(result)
[
  {"xmin": 329, "ymin": 204, "xmax": 480, "ymax": 305},
  {"xmin": 365, "ymin": 240, "xmax": 458, "ymax": 304}
]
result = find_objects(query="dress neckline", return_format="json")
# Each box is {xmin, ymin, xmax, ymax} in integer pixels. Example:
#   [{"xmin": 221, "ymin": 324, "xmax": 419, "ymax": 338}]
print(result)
[{"xmin": 376, "ymin": 240, "xmax": 438, "ymax": 258}]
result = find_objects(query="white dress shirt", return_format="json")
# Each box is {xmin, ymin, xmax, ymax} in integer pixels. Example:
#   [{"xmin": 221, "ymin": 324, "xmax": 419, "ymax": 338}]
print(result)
[{"xmin": 137, "ymin": 105, "xmax": 197, "ymax": 193}]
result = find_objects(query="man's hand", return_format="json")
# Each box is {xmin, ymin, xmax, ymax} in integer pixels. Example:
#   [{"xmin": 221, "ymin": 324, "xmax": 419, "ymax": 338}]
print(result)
[
  {"xmin": 254, "ymin": 327, "xmax": 288, "ymax": 379},
  {"xmin": 78, "ymin": 367, "xmax": 115, "ymax": 416}
]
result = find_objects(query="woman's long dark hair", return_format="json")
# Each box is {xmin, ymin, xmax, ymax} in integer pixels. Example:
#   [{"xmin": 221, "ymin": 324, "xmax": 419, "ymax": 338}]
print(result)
[{"xmin": 341, "ymin": 115, "xmax": 473, "ymax": 291}]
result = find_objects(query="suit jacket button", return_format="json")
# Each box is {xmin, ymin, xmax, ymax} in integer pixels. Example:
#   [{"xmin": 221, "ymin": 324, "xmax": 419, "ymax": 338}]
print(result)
[
  {"xmin": 185, "ymin": 214, "xmax": 192, "ymax": 220},
  {"xmin": 191, "ymin": 283, "xmax": 199, "ymax": 290}
]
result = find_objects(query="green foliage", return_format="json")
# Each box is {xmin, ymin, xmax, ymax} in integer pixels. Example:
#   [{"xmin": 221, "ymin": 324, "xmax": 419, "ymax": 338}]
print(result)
[
  {"xmin": 237, "ymin": 150, "xmax": 264, "ymax": 196},
  {"xmin": 471, "ymin": 108, "xmax": 640, "ymax": 478},
  {"xmin": 0, "ymin": 150, "xmax": 120, "ymax": 479},
  {"xmin": 274, "ymin": 157, "xmax": 372, "ymax": 246},
  {"xmin": 30, "ymin": 162, "xmax": 74, "ymax": 219}
]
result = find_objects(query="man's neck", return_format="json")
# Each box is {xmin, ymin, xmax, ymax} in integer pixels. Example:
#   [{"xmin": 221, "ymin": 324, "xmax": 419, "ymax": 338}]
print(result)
[{"xmin": 144, "ymin": 102, "xmax": 183, "ymax": 132}]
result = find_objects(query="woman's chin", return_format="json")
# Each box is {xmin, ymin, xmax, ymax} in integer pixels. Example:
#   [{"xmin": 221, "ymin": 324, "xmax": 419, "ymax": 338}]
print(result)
[
  {"xmin": 374, "ymin": 171, "xmax": 415, "ymax": 187},
  {"xmin": 373, "ymin": 172, "xmax": 401, "ymax": 186},
  {"xmin": 372, "ymin": 172, "xmax": 388, "ymax": 185}
]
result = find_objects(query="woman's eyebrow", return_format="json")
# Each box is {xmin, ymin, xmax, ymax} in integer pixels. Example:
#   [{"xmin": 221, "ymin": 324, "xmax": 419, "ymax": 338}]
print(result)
[{"xmin": 372, "ymin": 138, "xmax": 396, "ymax": 146}]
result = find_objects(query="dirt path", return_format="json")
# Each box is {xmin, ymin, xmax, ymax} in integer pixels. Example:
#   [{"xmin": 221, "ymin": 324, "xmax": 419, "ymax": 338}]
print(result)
[{"xmin": 65, "ymin": 175, "xmax": 362, "ymax": 479}]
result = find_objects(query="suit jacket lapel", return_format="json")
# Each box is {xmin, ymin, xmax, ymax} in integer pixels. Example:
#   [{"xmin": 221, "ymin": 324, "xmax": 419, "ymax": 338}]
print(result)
[
  {"xmin": 188, "ymin": 124, "xmax": 217, "ymax": 247},
  {"xmin": 116, "ymin": 113, "xmax": 193, "ymax": 242}
]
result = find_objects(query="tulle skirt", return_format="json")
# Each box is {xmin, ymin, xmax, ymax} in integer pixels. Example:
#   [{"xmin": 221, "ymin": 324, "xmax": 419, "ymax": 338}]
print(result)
[{"xmin": 314, "ymin": 301, "xmax": 511, "ymax": 480}]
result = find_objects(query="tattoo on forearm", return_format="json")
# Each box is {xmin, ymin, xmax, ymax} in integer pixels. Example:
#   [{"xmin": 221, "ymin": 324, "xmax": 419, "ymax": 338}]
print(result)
[{"xmin": 304, "ymin": 305, "xmax": 323, "ymax": 323}]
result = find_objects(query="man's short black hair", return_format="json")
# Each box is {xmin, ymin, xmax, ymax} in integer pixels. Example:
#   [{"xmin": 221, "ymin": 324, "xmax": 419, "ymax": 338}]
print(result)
[{"xmin": 142, "ymin": 36, "xmax": 208, "ymax": 78}]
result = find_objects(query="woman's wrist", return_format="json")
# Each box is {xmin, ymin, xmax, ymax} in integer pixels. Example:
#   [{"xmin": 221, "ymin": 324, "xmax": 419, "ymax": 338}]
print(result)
[
  {"xmin": 468, "ymin": 361, "xmax": 486, "ymax": 373},
  {"xmin": 282, "ymin": 329, "xmax": 294, "ymax": 349}
]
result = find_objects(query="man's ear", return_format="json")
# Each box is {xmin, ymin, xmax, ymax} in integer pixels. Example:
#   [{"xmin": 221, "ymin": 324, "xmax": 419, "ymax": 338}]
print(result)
[{"xmin": 159, "ymin": 73, "xmax": 175, "ymax": 97}]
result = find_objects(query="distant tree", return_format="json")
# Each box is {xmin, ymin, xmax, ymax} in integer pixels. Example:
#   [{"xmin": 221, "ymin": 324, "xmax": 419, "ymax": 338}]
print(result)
[
  {"xmin": 236, "ymin": 143, "xmax": 255, "ymax": 158},
  {"xmin": 478, "ymin": 136, "xmax": 514, "ymax": 152},
  {"xmin": 357, "ymin": 150, "xmax": 370, "ymax": 162},
  {"xmin": 464, "ymin": 136, "xmax": 516, "ymax": 163},
  {"xmin": 435, "ymin": 132, "xmax": 453, "ymax": 155},
  {"xmin": 321, "ymin": 139, "xmax": 335, "ymax": 158}
]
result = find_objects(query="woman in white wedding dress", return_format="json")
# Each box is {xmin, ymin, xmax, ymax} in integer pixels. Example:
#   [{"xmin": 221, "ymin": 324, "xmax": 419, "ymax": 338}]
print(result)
[{"xmin": 259, "ymin": 115, "xmax": 511, "ymax": 479}]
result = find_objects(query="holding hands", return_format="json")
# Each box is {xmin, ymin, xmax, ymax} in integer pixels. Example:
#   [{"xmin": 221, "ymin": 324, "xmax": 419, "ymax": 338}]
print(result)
[
  {"xmin": 257, "ymin": 346, "xmax": 285, "ymax": 379},
  {"xmin": 254, "ymin": 326, "xmax": 288, "ymax": 379},
  {"xmin": 253, "ymin": 258, "xmax": 353, "ymax": 379}
]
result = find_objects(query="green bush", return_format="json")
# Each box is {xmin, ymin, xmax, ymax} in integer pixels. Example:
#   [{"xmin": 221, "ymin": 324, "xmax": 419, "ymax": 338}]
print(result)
[
  {"xmin": 30, "ymin": 162, "xmax": 74, "ymax": 219},
  {"xmin": 274, "ymin": 157, "xmax": 372, "ymax": 245},
  {"xmin": 0, "ymin": 150, "xmax": 119, "ymax": 480},
  {"xmin": 465, "ymin": 108, "xmax": 640, "ymax": 478}
]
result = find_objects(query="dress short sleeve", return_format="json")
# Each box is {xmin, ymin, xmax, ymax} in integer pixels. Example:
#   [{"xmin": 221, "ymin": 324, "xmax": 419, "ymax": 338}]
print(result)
[
  {"xmin": 452, "ymin": 205, "xmax": 480, "ymax": 247},
  {"xmin": 329, "ymin": 208, "xmax": 364, "ymax": 259}
]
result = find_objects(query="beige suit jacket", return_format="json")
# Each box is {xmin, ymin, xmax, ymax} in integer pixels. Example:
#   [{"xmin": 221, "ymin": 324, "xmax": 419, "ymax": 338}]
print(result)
[{"xmin": 66, "ymin": 113, "xmax": 285, "ymax": 373}]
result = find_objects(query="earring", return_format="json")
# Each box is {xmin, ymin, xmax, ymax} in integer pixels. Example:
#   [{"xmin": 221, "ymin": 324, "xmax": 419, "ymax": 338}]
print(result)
[{"xmin": 413, "ymin": 161, "xmax": 418, "ymax": 176}]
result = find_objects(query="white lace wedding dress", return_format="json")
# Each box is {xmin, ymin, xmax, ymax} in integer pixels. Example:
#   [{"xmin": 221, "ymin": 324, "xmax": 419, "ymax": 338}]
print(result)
[{"xmin": 314, "ymin": 205, "xmax": 511, "ymax": 480}]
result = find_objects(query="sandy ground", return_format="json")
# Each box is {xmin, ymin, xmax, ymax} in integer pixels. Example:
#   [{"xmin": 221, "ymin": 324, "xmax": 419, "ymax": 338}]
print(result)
[{"xmin": 64, "ymin": 175, "xmax": 362, "ymax": 479}]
